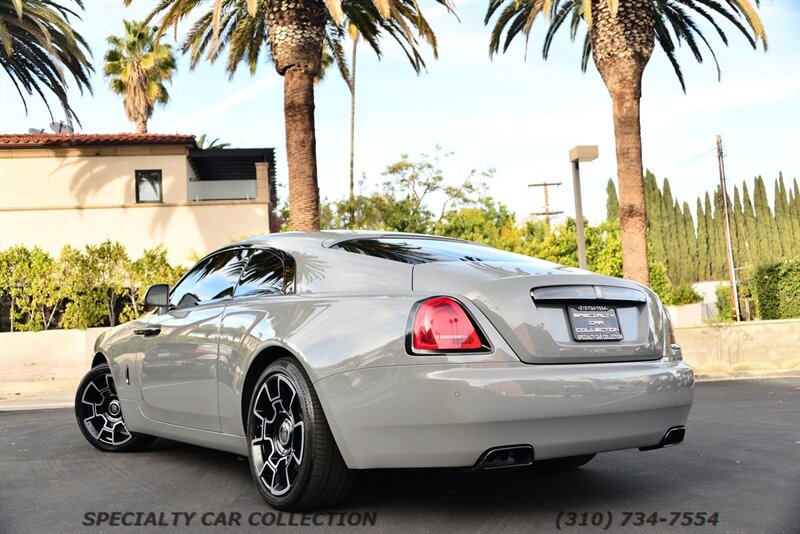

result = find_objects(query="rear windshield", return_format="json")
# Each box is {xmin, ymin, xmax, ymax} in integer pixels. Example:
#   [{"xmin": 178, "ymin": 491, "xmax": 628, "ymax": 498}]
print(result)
[{"xmin": 332, "ymin": 238, "xmax": 537, "ymax": 265}]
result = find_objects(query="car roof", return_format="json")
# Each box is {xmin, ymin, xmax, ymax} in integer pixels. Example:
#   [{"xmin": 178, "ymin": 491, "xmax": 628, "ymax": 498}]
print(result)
[{"xmin": 235, "ymin": 230, "xmax": 470, "ymax": 252}]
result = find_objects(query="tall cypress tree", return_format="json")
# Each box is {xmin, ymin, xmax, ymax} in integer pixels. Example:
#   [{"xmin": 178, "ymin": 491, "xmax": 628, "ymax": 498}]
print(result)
[
  {"xmin": 775, "ymin": 173, "xmax": 795, "ymax": 258},
  {"xmin": 731, "ymin": 186, "xmax": 751, "ymax": 270},
  {"xmin": 682, "ymin": 201, "xmax": 699, "ymax": 282},
  {"xmin": 712, "ymin": 188, "xmax": 728, "ymax": 279},
  {"xmin": 741, "ymin": 181, "xmax": 761, "ymax": 266},
  {"xmin": 662, "ymin": 179, "xmax": 679, "ymax": 281},
  {"xmin": 791, "ymin": 178, "xmax": 800, "ymax": 257},
  {"xmin": 644, "ymin": 172, "xmax": 667, "ymax": 266},
  {"xmin": 754, "ymin": 176, "xmax": 779, "ymax": 260},
  {"xmin": 704, "ymin": 194, "xmax": 716, "ymax": 279},
  {"xmin": 697, "ymin": 194, "xmax": 711, "ymax": 280},
  {"xmin": 606, "ymin": 178, "xmax": 619, "ymax": 223}
]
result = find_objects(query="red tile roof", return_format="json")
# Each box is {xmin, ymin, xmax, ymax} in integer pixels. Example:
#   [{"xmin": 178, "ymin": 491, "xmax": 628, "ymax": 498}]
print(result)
[{"xmin": 0, "ymin": 133, "xmax": 197, "ymax": 147}]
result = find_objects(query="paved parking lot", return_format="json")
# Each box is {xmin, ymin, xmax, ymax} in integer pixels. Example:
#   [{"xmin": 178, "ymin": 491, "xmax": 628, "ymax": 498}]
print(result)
[{"xmin": 1, "ymin": 379, "xmax": 798, "ymax": 533}]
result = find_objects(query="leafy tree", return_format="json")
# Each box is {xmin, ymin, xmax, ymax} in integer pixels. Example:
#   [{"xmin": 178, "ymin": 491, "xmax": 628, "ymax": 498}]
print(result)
[
  {"xmin": 59, "ymin": 242, "xmax": 131, "ymax": 328},
  {"xmin": 136, "ymin": 0, "xmax": 455, "ymax": 231},
  {"xmin": 104, "ymin": 20, "xmax": 176, "ymax": 133},
  {"xmin": 0, "ymin": 0, "xmax": 93, "ymax": 125},
  {"xmin": 435, "ymin": 199, "xmax": 519, "ymax": 250},
  {"xmin": 0, "ymin": 246, "xmax": 64, "ymax": 331},
  {"xmin": 121, "ymin": 245, "xmax": 184, "ymax": 322},
  {"xmin": 588, "ymin": 221, "xmax": 623, "ymax": 277},
  {"xmin": 323, "ymin": 148, "xmax": 492, "ymax": 234},
  {"xmin": 486, "ymin": 0, "xmax": 766, "ymax": 286},
  {"xmin": 59, "ymin": 246, "xmax": 107, "ymax": 330}
]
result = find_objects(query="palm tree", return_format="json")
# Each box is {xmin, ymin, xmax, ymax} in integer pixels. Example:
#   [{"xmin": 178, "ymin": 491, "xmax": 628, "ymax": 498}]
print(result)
[
  {"xmin": 0, "ymin": 0, "xmax": 93, "ymax": 126},
  {"xmin": 133, "ymin": 0, "xmax": 454, "ymax": 231},
  {"xmin": 346, "ymin": 24, "xmax": 360, "ymax": 225},
  {"xmin": 104, "ymin": 20, "xmax": 176, "ymax": 134},
  {"xmin": 486, "ymin": 0, "xmax": 766, "ymax": 285},
  {"xmin": 197, "ymin": 133, "xmax": 231, "ymax": 149},
  {"xmin": 316, "ymin": 22, "xmax": 360, "ymax": 227}
]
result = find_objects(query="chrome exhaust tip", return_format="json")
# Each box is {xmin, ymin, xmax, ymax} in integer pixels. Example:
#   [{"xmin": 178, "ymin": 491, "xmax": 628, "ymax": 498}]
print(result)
[
  {"xmin": 640, "ymin": 426, "xmax": 686, "ymax": 451},
  {"xmin": 474, "ymin": 445, "xmax": 534, "ymax": 470}
]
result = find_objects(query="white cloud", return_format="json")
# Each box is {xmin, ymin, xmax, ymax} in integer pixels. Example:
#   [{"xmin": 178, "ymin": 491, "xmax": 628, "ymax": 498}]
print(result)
[{"xmin": 171, "ymin": 74, "xmax": 281, "ymax": 132}]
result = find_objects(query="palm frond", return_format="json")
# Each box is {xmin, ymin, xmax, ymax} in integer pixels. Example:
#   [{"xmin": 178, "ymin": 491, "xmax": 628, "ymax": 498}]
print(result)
[
  {"xmin": 0, "ymin": 0, "xmax": 93, "ymax": 125},
  {"xmin": 485, "ymin": 0, "xmax": 767, "ymax": 91}
]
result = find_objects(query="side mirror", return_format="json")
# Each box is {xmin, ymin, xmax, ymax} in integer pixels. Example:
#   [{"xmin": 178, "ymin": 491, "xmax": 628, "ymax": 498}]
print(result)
[{"xmin": 144, "ymin": 284, "xmax": 169, "ymax": 314}]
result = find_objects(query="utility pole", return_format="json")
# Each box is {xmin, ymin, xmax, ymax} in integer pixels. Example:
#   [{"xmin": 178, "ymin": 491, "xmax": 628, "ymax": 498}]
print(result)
[
  {"xmin": 716, "ymin": 134, "xmax": 741, "ymax": 321},
  {"xmin": 528, "ymin": 182, "xmax": 563, "ymax": 229}
]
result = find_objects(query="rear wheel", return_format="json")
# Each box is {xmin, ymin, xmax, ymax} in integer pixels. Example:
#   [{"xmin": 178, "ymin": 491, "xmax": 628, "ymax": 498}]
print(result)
[
  {"xmin": 531, "ymin": 454, "xmax": 596, "ymax": 472},
  {"xmin": 74, "ymin": 363, "xmax": 154, "ymax": 452},
  {"xmin": 247, "ymin": 358, "xmax": 353, "ymax": 511}
]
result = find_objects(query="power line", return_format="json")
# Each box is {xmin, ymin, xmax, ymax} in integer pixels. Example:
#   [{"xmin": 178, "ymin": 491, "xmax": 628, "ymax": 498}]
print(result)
[{"xmin": 664, "ymin": 147, "xmax": 716, "ymax": 174}]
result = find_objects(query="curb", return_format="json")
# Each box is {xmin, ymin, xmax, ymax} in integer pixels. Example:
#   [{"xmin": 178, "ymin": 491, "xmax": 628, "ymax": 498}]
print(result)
[
  {"xmin": 694, "ymin": 369, "xmax": 800, "ymax": 382},
  {"xmin": 2, "ymin": 372, "xmax": 798, "ymax": 412}
]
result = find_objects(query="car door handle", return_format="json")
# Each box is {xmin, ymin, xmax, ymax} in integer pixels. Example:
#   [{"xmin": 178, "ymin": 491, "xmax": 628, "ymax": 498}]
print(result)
[{"xmin": 133, "ymin": 327, "xmax": 161, "ymax": 337}]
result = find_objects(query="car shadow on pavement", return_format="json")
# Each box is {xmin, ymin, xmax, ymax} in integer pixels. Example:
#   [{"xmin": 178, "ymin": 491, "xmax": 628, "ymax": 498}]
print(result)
[{"xmin": 139, "ymin": 438, "xmax": 708, "ymax": 515}]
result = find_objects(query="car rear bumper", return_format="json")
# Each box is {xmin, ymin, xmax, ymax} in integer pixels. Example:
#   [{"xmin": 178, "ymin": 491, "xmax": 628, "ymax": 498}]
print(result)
[{"xmin": 314, "ymin": 360, "xmax": 694, "ymax": 469}]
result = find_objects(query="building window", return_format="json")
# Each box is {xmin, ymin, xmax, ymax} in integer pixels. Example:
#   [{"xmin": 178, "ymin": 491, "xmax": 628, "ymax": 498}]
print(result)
[{"xmin": 136, "ymin": 170, "xmax": 163, "ymax": 203}]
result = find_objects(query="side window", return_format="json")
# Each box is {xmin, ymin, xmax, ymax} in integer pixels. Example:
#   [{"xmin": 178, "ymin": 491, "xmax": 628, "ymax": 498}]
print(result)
[
  {"xmin": 234, "ymin": 249, "xmax": 285, "ymax": 298},
  {"xmin": 169, "ymin": 249, "xmax": 250, "ymax": 308}
]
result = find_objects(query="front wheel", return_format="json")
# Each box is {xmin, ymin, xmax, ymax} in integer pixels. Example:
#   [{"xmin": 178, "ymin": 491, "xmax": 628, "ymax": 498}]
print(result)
[
  {"xmin": 74, "ymin": 363, "xmax": 154, "ymax": 452},
  {"xmin": 247, "ymin": 358, "xmax": 353, "ymax": 511}
]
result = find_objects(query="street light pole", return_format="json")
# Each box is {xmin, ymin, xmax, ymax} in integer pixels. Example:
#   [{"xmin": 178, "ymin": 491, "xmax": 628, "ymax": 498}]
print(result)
[{"xmin": 569, "ymin": 145, "xmax": 599, "ymax": 270}]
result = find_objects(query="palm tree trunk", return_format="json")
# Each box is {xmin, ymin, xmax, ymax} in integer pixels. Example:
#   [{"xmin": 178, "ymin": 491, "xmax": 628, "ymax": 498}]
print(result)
[
  {"xmin": 135, "ymin": 118, "xmax": 148, "ymax": 134},
  {"xmin": 348, "ymin": 37, "xmax": 358, "ymax": 227},
  {"xmin": 610, "ymin": 78, "xmax": 649, "ymax": 285},
  {"xmin": 284, "ymin": 67, "xmax": 320, "ymax": 231},
  {"xmin": 591, "ymin": 0, "xmax": 656, "ymax": 286},
  {"xmin": 267, "ymin": 0, "xmax": 326, "ymax": 231}
]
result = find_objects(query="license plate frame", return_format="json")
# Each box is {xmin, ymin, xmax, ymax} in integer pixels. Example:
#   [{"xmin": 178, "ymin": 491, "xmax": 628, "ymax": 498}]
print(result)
[{"xmin": 567, "ymin": 305, "xmax": 623, "ymax": 342}]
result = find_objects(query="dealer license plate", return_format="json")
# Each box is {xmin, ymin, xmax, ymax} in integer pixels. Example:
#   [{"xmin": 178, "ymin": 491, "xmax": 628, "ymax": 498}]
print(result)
[{"xmin": 568, "ymin": 305, "xmax": 623, "ymax": 341}]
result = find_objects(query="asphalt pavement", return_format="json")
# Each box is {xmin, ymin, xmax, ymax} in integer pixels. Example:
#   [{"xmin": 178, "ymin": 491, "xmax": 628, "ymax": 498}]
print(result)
[{"xmin": 1, "ymin": 378, "xmax": 798, "ymax": 534}]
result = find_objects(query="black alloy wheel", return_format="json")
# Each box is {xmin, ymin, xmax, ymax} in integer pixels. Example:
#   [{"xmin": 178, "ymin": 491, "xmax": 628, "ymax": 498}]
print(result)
[
  {"xmin": 247, "ymin": 358, "xmax": 353, "ymax": 510},
  {"xmin": 75, "ymin": 363, "xmax": 154, "ymax": 452}
]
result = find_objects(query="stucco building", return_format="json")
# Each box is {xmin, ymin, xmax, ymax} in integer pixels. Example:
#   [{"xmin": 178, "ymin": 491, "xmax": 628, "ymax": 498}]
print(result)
[{"xmin": 0, "ymin": 133, "xmax": 275, "ymax": 264}]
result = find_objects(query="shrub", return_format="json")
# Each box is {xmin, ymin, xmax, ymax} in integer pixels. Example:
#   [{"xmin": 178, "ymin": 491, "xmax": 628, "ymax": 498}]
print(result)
[
  {"xmin": 716, "ymin": 284, "xmax": 734, "ymax": 321},
  {"xmin": 750, "ymin": 259, "xmax": 800, "ymax": 320}
]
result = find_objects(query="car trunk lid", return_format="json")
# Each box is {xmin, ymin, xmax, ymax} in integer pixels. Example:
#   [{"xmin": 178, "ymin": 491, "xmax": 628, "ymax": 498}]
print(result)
[{"xmin": 412, "ymin": 260, "xmax": 666, "ymax": 364}]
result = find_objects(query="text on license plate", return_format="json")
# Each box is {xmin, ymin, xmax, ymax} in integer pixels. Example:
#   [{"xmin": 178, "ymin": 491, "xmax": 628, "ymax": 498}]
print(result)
[{"xmin": 568, "ymin": 305, "xmax": 623, "ymax": 341}]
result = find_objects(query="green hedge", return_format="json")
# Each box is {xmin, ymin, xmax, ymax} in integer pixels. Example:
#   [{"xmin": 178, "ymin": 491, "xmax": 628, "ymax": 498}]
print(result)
[
  {"xmin": 750, "ymin": 259, "xmax": 800, "ymax": 320},
  {"xmin": 0, "ymin": 242, "xmax": 184, "ymax": 331}
]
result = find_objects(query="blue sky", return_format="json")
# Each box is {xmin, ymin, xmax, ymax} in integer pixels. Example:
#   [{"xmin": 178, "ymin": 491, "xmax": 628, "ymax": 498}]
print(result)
[{"xmin": 1, "ymin": 0, "xmax": 798, "ymax": 225}]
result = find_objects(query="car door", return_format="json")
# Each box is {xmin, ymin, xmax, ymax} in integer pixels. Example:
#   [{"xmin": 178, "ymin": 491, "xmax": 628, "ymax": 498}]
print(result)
[
  {"xmin": 217, "ymin": 248, "xmax": 290, "ymax": 435},
  {"xmin": 139, "ymin": 248, "xmax": 250, "ymax": 431}
]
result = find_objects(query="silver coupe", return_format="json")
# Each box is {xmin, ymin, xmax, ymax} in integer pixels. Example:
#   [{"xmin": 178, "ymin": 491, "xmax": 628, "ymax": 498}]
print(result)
[{"xmin": 75, "ymin": 231, "xmax": 694, "ymax": 510}]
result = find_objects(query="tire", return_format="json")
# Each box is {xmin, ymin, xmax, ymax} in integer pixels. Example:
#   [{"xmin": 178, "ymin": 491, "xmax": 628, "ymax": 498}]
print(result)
[
  {"xmin": 74, "ymin": 363, "xmax": 155, "ymax": 452},
  {"xmin": 531, "ymin": 454, "xmax": 596, "ymax": 473},
  {"xmin": 247, "ymin": 358, "xmax": 353, "ymax": 511}
]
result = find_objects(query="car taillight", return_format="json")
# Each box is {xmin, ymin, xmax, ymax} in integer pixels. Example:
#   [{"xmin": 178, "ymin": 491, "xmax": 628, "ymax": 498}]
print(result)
[{"xmin": 411, "ymin": 297, "xmax": 484, "ymax": 352}]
